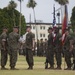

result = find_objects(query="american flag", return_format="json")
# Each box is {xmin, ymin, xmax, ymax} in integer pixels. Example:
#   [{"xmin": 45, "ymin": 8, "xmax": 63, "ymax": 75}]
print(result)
[
  {"xmin": 53, "ymin": 4, "xmax": 56, "ymax": 27},
  {"xmin": 52, "ymin": 5, "xmax": 57, "ymax": 42}
]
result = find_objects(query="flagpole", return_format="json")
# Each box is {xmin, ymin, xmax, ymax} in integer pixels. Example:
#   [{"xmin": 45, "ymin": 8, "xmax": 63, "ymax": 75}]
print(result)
[
  {"xmin": 53, "ymin": 4, "xmax": 57, "ymax": 68},
  {"xmin": 53, "ymin": 4, "xmax": 56, "ymax": 27}
]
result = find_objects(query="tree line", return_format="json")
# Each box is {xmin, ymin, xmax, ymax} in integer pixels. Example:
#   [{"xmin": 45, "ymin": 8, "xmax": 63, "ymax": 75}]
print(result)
[{"xmin": 0, "ymin": 0, "xmax": 26, "ymax": 35}]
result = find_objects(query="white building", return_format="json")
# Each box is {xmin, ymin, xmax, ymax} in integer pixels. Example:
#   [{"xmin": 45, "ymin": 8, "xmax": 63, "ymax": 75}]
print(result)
[{"xmin": 26, "ymin": 23, "xmax": 71, "ymax": 42}]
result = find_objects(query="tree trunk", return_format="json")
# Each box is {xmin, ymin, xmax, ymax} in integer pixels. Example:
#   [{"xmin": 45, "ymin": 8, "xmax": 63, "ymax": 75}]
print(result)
[
  {"xmin": 33, "ymin": 8, "xmax": 36, "ymax": 23},
  {"xmin": 33, "ymin": 8, "xmax": 38, "ymax": 41}
]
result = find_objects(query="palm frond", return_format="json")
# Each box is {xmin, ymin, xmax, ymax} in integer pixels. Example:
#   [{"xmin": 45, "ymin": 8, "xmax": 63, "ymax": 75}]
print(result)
[
  {"xmin": 27, "ymin": 0, "xmax": 37, "ymax": 9},
  {"xmin": 7, "ymin": 1, "xmax": 17, "ymax": 10},
  {"xmin": 54, "ymin": 0, "xmax": 69, "ymax": 5}
]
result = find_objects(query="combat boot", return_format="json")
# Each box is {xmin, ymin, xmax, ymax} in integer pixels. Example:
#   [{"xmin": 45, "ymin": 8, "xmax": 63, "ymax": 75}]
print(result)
[
  {"xmin": 1, "ymin": 66, "xmax": 8, "ymax": 70},
  {"xmin": 27, "ymin": 66, "xmax": 33, "ymax": 70},
  {"xmin": 64, "ymin": 67, "xmax": 71, "ymax": 70},
  {"xmin": 45, "ymin": 62, "xmax": 48, "ymax": 69},
  {"xmin": 73, "ymin": 60, "xmax": 75, "ymax": 70},
  {"xmin": 10, "ymin": 67, "xmax": 19, "ymax": 70},
  {"xmin": 55, "ymin": 66, "xmax": 62, "ymax": 70},
  {"xmin": 48, "ymin": 66, "xmax": 54, "ymax": 69}
]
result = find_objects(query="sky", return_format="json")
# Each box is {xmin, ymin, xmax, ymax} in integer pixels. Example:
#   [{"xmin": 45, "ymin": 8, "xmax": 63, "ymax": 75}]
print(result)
[{"xmin": 0, "ymin": 0, "xmax": 75, "ymax": 23}]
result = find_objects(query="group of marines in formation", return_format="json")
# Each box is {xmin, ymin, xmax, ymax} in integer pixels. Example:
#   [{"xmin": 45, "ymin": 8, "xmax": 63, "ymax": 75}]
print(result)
[
  {"xmin": 0, "ymin": 26, "xmax": 75, "ymax": 70},
  {"xmin": 44, "ymin": 27, "xmax": 75, "ymax": 70}
]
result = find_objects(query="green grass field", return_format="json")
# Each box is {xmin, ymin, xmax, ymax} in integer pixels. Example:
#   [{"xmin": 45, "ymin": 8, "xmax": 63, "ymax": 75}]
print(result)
[{"xmin": 0, "ymin": 55, "xmax": 75, "ymax": 75}]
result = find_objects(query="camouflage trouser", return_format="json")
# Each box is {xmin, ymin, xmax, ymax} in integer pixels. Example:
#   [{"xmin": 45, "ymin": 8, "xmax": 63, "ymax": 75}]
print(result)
[
  {"xmin": 9, "ymin": 49, "xmax": 18, "ymax": 68},
  {"xmin": 1, "ymin": 49, "xmax": 8, "ymax": 67},
  {"xmin": 0, "ymin": 50, "xmax": 1, "ymax": 65},
  {"xmin": 55, "ymin": 51, "xmax": 62, "ymax": 67},
  {"xmin": 47, "ymin": 49, "xmax": 54, "ymax": 67},
  {"xmin": 73, "ymin": 49, "xmax": 75, "ymax": 70},
  {"xmin": 37, "ymin": 48, "xmax": 40, "ymax": 56},
  {"xmin": 73, "ymin": 49, "xmax": 75, "ymax": 60},
  {"xmin": 26, "ymin": 48, "xmax": 34, "ymax": 67},
  {"xmin": 64, "ymin": 50, "xmax": 72, "ymax": 68}
]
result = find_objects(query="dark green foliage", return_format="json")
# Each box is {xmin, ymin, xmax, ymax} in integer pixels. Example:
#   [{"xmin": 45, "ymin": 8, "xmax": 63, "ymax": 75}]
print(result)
[
  {"xmin": 54, "ymin": 0, "xmax": 69, "ymax": 5},
  {"xmin": 0, "ymin": 7, "xmax": 26, "ymax": 35},
  {"xmin": 71, "ymin": 7, "xmax": 75, "ymax": 32},
  {"xmin": 27, "ymin": 0, "xmax": 37, "ymax": 9}
]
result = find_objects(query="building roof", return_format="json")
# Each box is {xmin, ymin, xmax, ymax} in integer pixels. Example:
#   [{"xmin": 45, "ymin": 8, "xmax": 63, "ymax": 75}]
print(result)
[{"xmin": 26, "ymin": 22, "xmax": 71, "ymax": 26}]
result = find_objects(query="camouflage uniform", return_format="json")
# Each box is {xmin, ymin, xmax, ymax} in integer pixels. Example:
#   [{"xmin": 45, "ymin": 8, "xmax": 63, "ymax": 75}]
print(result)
[
  {"xmin": 44, "ymin": 39, "xmax": 49, "ymax": 69},
  {"xmin": 72, "ymin": 33, "xmax": 75, "ymax": 70},
  {"xmin": 33, "ymin": 42, "xmax": 37, "ymax": 56},
  {"xmin": 0, "ymin": 32, "xmax": 8, "ymax": 68},
  {"xmin": 39, "ymin": 39, "xmax": 44, "ymax": 56},
  {"xmin": 63, "ymin": 34, "xmax": 72, "ymax": 69},
  {"xmin": 8, "ymin": 32, "xmax": 20, "ymax": 68},
  {"xmin": 25, "ymin": 32, "xmax": 35, "ymax": 68},
  {"xmin": 37, "ymin": 40, "xmax": 40, "ymax": 56},
  {"xmin": 47, "ymin": 33, "xmax": 54, "ymax": 68},
  {"xmin": 44, "ymin": 40, "xmax": 48, "ymax": 56},
  {"xmin": 53, "ymin": 33, "xmax": 62, "ymax": 69}
]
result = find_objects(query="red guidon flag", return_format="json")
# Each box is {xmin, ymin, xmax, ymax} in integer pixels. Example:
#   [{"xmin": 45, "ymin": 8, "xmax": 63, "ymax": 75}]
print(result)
[{"xmin": 62, "ymin": 5, "xmax": 68, "ymax": 45}]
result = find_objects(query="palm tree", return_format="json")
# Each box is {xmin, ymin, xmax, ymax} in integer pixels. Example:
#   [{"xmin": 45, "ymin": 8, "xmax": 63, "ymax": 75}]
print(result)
[
  {"xmin": 54, "ymin": 0, "xmax": 69, "ymax": 5},
  {"xmin": 27, "ymin": 0, "xmax": 37, "ymax": 23},
  {"xmin": 7, "ymin": 0, "xmax": 17, "ymax": 26},
  {"xmin": 27, "ymin": 0, "xmax": 38, "ymax": 41},
  {"xmin": 18, "ymin": 0, "xmax": 23, "ymax": 35}
]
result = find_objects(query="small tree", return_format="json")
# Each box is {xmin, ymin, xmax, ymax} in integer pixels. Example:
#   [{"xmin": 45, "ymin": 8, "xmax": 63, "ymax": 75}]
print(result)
[
  {"xmin": 27, "ymin": 0, "xmax": 37, "ymax": 23},
  {"xmin": 0, "ymin": 7, "xmax": 26, "ymax": 35}
]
